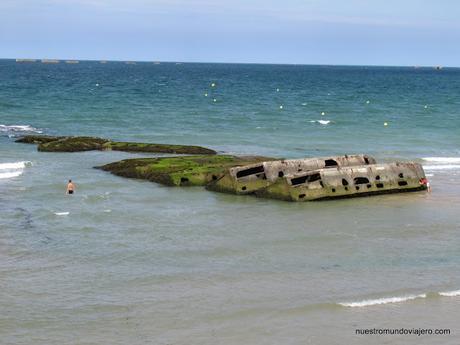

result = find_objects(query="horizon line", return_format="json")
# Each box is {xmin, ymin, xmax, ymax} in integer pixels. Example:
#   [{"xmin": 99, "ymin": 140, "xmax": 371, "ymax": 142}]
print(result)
[{"xmin": 1, "ymin": 57, "xmax": 456, "ymax": 69}]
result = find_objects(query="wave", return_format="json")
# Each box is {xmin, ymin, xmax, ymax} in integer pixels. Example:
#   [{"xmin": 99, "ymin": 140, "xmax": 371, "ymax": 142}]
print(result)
[
  {"xmin": 339, "ymin": 294, "xmax": 426, "ymax": 307},
  {"xmin": 54, "ymin": 212, "xmax": 70, "ymax": 216},
  {"xmin": 423, "ymin": 165, "xmax": 460, "ymax": 171},
  {"xmin": 0, "ymin": 124, "xmax": 42, "ymax": 136},
  {"xmin": 0, "ymin": 161, "xmax": 31, "ymax": 180},
  {"xmin": 421, "ymin": 157, "xmax": 460, "ymax": 171},
  {"xmin": 423, "ymin": 157, "xmax": 460, "ymax": 163},
  {"xmin": 439, "ymin": 290, "xmax": 460, "ymax": 297},
  {"xmin": 310, "ymin": 120, "xmax": 331, "ymax": 125},
  {"xmin": 0, "ymin": 171, "xmax": 23, "ymax": 179},
  {"xmin": 339, "ymin": 289, "xmax": 460, "ymax": 308},
  {"xmin": 0, "ymin": 161, "xmax": 31, "ymax": 170}
]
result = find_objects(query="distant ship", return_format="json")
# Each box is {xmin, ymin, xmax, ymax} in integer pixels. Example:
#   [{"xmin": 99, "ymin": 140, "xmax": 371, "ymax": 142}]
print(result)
[
  {"xmin": 65, "ymin": 60, "xmax": 79, "ymax": 64},
  {"xmin": 16, "ymin": 58, "xmax": 36, "ymax": 63},
  {"xmin": 41, "ymin": 59, "xmax": 60, "ymax": 64}
]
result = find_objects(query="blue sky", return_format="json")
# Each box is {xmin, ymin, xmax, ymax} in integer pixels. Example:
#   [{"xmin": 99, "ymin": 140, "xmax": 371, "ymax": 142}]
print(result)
[{"xmin": 1, "ymin": 0, "xmax": 459, "ymax": 66}]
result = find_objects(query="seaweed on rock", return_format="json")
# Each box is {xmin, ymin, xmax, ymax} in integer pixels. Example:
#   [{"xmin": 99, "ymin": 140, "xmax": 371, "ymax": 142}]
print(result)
[
  {"xmin": 16, "ymin": 135, "xmax": 216, "ymax": 155},
  {"xmin": 95, "ymin": 155, "xmax": 274, "ymax": 186}
]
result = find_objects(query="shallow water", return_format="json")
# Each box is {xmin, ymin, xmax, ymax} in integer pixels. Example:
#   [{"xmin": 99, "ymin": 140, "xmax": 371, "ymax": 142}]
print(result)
[{"xmin": 1, "ymin": 60, "xmax": 459, "ymax": 344}]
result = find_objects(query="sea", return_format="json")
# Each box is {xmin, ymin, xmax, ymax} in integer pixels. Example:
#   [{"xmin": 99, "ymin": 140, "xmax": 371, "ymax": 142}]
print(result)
[{"xmin": 1, "ymin": 59, "xmax": 459, "ymax": 344}]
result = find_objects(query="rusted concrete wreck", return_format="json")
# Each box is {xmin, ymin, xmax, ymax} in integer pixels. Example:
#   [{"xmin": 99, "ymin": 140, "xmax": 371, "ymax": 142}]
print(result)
[
  {"xmin": 255, "ymin": 162, "xmax": 428, "ymax": 201},
  {"xmin": 207, "ymin": 156, "xmax": 428, "ymax": 201},
  {"xmin": 206, "ymin": 155, "xmax": 376, "ymax": 194},
  {"xmin": 95, "ymin": 153, "xmax": 427, "ymax": 202}
]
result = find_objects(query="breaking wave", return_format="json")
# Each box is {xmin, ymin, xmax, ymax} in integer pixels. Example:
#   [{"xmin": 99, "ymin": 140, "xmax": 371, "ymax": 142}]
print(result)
[
  {"xmin": 423, "ymin": 157, "xmax": 460, "ymax": 163},
  {"xmin": 422, "ymin": 157, "xmax": 460, "ymax": 171},
  {"xmin": 0, "ymin": 161, "xmax": 32, "ymax": 180},
  {"xmin": 439, "ymin": 290, "xmax": 460, "ymax": 297},
  {"xmin": 339, "ymin": 289, "xmax": 460, "ymax": 308},
  {"xmin": 0, "ymin": 171, "xmax": 24, "ymax": 179},
  {"xmin": 0, "ymin": 124, "xmax": 42, "ymax": 137},
  {"xmin": 423, "ymin": 165, "xmax": 460, "ymax": 171},
  {"xmin": 0, "ymin": 161, "xmax": 31, "ymax": 170},
  {"xmin": 339, "ymin": 294, "xmax": 426, "ymax": 307},
  {"xmin": 310, "ymin": 120, "xmax": 331, "ymax": 125}
]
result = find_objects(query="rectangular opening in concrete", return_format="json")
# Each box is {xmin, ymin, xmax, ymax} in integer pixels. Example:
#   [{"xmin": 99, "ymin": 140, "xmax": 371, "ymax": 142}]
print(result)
[
  {"xmin": 325, "ymin": 159, "xmax": 338, "ymax": 167},
  {"xmin": 236, "ymin": 165, "xmax": 264, "ymax": 178},
  {"xmin": 291, "ymin": 173, "xmax": 321, "ymax": 186},
  {"xmin": 354, "ymin": 177, "xmax": 370, "ymax": 185}
]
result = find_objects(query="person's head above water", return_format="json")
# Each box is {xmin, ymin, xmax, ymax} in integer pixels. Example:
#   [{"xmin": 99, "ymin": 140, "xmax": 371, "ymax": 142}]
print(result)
[{"xmin": 69, "ymin": 179, "xmax": 72, "ymax": 183}]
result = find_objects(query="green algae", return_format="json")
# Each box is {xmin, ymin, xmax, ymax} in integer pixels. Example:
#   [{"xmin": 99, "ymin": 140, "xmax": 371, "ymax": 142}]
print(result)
[
  {"xmin": 38, "ymin": 137, "xmax": 110, "ymax": 152},
  {"xmin": 15, "ymin": 135, "xmax": 64, "ymax": 145},
  {"xmin": 16, "ymin": 135, "xmax": 216, "ymax": 155},
  {"xmin": 206, "ymin": 173, "xmax": 273, "ymax": 195},
  {"xmin": 105, "ymin": 141, "xmax": 216, "ymax": 155},
  {"xmin": 96, "ymin": 155, "xmax": 273, "ymax": 186}
]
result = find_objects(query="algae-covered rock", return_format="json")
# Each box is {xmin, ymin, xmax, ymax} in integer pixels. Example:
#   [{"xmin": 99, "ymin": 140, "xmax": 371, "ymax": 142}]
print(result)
[
  {"xmin": 96, "ymin": 155, "xmax": 274, "ymax": 186},
  {"xmin": 16, "ymin": 135, "xmax": 216, "ymax": 155},
  {"xmin": 15, "ymin": 135, "xmax": 64, "ymax": 145},
  {"xmin": 38, "ymin": 137, "xmax": 110, "ymax": 152},
  {"xmin": 104, "ymin": 141, "xmax": 216, "ymax": 155}
]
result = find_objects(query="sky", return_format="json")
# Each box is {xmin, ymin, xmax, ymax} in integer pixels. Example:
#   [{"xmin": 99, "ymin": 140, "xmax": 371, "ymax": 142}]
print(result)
[{"xmin": 1, "ymin": 0, "xmax": 459, "ymax": 66}]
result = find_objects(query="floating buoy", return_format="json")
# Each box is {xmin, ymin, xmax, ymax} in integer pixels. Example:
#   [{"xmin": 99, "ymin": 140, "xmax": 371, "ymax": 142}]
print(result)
[
  {"xmin": 384, "ymin": 122, "xmax": 388, "ymax": 126},
  {"xmin": 321, "ymin": 112, "xmax": 325, "ymax": 116},
  {"xmin": 211, "ymin": 83, "xmax": 216, "ymax": 87},
  {"xmin": 204, "ymin": 93, "xmax": 208, "ymax": 97},
  {"xmin": 279, "ymin": 105, "xmax": 283, "ymax": 109},
  {"xmin": 301, "ymin": 103, "xmax": 307, "ymax": 106},
  {"xmin": 276, "ymin": 88, "xmax": 280, "ymax": 92},
  {"xmin": 424, "ymin": 105, "xmax": 428, "ymax": 109},
  {"xmin": 213, "ymin": 98, "xmax": 217, "ymax": 102},
  {"xmin": 366, "ymin": 100, "xmax": 370, "ymax": 104}
]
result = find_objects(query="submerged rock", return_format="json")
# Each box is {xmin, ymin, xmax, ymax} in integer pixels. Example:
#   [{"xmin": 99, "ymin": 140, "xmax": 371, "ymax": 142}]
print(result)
[
  {"xmin": 255, "ymin": 162, "xmax": 428, "ymax": 201},
  {"xmin": 105, "ymin": 141, "xmax": 216, "ymax": 155},
  {"xmin": 206, "ymin": 154, "xmax": 376, "ymax": 195},
  {"xmin": 16, "ymin": 135, "xmax": 216, "ymax": 155},
  {"xmin": 15, "ymin": 135, "xmax": 63, "ymax": 145},
  {"xmin": 39, "ymin": 137, "xmax": 110, "ymax": 152},
  {"xmin": 96, "ymin": 155, "xmax": 274, "ymax": 186}
]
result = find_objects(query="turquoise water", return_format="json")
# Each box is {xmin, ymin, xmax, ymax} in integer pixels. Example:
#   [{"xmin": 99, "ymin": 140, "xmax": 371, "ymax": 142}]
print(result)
[{"xmin": 1, "ymin": 60, "xmax": 460, "ymax": 344}]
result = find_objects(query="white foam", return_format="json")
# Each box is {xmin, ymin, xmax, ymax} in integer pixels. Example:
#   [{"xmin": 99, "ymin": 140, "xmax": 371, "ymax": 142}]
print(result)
[
  {"xmin": 439, "ymin": 290, "xmax": 460, "ymax": 297},
  {"xmin": 0, "ymin": 161, "xmax": 31, "ymax": 170},
  {"xmin": 0, "ymin": 171, "xmax": 23, "ymax": 179},
  {"xmin": 423, "ymin": 165, "xmax": 460, "ymax": 171},
  {"xmin": 310, "ymin": 120, "xmax": 331, "ymax": 125},
  {"xmin": 339, "ymin": 294, "xmax": 426, "ymax": 307},
  {"xmin": 54, "ymin": 212, "xmax": 70, "ymax": 216},
  {"xmin": 423, "ymin": 157, "xmax": 460, "ymax": 163},
  {"xmin": 0, "ymin": 161, "xmax": 31, "ymax": 180},
  {"xmin": 0, "ymin": 124, "xmax": 42, "ymax": 133}
]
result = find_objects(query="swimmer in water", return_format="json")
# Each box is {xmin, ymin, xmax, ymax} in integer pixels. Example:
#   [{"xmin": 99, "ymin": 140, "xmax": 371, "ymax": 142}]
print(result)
[{"xmin": 66, "ymin": 180, "xmax": 75, "ymax": 194}]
